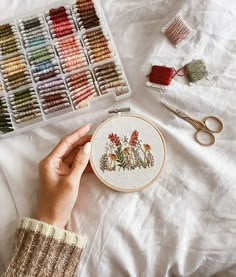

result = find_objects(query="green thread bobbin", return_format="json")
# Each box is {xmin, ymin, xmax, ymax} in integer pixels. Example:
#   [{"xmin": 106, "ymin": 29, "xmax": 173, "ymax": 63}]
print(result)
[
  {"xmin": 13, "ymin": 92, "xmax": 33, "ymax": 104},
  {"xmin": 31, "ymin": 53, "xmax": 53, "ymax": 64},
  {"xmin": 186, "ymin": 59, "xmax": 208, "ymax": 82},
  {"xmin": 30, "ymin": 47, "xmax": 51, "ymax": 60}
]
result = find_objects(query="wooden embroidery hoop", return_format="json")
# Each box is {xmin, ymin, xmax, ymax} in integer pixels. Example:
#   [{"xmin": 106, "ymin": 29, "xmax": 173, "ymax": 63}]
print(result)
[{"xmin": 90, "ymin": 113, "xmax": 167, "ymax": 192}]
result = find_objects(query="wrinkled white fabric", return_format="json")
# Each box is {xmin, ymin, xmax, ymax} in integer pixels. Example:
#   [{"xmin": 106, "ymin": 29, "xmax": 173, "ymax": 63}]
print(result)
[{"xmin": 0, "ymin": 0, "xmax": 236, "ymax": 276}]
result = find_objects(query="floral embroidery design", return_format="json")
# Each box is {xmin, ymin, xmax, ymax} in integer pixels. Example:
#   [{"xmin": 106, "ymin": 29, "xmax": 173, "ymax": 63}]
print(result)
[{"xmin": 100, "ymin": 130, "xmax": 155, "ymax": 172}]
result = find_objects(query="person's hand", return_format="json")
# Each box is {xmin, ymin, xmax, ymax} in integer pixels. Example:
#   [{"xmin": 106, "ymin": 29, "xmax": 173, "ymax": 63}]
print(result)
[{"xmin": 36, "ymin": 124, "xmax": 92, "ymax": 229}]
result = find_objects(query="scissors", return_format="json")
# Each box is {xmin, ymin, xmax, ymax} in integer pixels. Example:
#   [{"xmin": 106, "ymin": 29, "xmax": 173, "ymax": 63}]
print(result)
[{"xmin": 161, "ymin": 100, "xmax": 224, "ymax": 147}]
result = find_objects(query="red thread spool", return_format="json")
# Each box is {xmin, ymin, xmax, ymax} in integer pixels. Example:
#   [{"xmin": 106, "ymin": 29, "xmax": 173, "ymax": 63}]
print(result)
[
  {"xmin": 71, "ymin": 81, "xmax": 89, "ymax": 91},
  {"xmin": 51, "ymin": 17, "xmax": 69, "ymax": 24},
  {"xmin": 50, "ymin": 12, "xmax": 68, "ymax": 20},
  {"xmin": 59, "ymin": 37, "xmax": 76, "ymax": 45},
  {"xmin": 148, "ymin": 65, "xmax": 188, "ymax": 86},
  {"xmin": 54, "ymin": 24, "xmax": 73, "ymax": 33},
  {"xmin": 69, "ymin": 73, "xmax": 87, "ymax": 81},
  {"xmin": 44, "ymin": 95, "xmax": 64, "ymax": 102},
  {"xmin": 55, "ymin": 30, "xmax": 73, "ymax": 38},
  {"xmin": 45, "ymin": 98, "xmax": 67, "ymax": 108},
  {"xmin": 74, "ymin": 90, "xmax": 93, "ymax": 104},
  {"xmin": 70, "ymin": 76, "xmax": 88, "ymax": 86},
  {"xmin": 52, "ymin": 21, "xmax": 73, "ymax": 29},
  {"xmin": 148, "ymin": 66, "xmax": 175, "ymax": 86},
  {"xmin": 50, "ymin": 7, "xmax": 66, "ymax": 16}
]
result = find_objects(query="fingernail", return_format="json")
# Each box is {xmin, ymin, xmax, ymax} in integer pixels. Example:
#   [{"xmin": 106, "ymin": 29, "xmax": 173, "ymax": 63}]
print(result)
[{"xmin": 83, "ymin": 142, "xmax": 91, "ymax": 154}]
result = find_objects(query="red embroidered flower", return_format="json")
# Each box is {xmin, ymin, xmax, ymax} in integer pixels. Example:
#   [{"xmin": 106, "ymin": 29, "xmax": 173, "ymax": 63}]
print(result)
[
  {"xmin": 129, "ymin": 130, "xmax": 139, "ymax": 146},
  {"xmin": 108, "ymin": 133, "xmax": 121, "ymax": 146},
  {"xmin": 143, "ymin": 144, "xmax": 151, "ymax": 151},
  {"xmin": 109, "ymin": 153, "xmax": 117, "ymax": 161},
  {"xmin": 123, "ymin": 147, "xmax": 131, "ymax": 155}
]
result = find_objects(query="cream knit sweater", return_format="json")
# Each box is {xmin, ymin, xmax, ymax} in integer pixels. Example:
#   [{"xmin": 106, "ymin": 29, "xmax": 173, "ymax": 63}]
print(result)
[{"xmin": 2, "ymin": 218, "xmax": 86, "ymax": 276}]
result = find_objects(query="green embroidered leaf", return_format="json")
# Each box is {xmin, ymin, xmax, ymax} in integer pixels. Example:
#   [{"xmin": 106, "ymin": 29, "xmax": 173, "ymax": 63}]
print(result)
[{"xmin": 115, "ymin": 146, "xmax": 126, "ymax": 169}]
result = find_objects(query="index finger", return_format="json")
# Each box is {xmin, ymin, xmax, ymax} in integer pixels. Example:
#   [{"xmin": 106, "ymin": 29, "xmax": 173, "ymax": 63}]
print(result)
[{"xmin": 48, "ymin": 123, "xmax": 91, "ymax": 159}]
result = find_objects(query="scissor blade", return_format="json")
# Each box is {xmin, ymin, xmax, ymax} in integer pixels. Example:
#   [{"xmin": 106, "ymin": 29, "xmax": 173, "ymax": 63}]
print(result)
[{"xmin": 161, "ymin": 100, "xmax": 190, "ymax": 119}]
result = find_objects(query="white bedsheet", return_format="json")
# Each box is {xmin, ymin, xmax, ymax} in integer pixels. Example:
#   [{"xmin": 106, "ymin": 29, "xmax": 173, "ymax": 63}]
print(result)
[{"xmin": 0, "ymin": 0, "xmax": 236, "ymax": 276}]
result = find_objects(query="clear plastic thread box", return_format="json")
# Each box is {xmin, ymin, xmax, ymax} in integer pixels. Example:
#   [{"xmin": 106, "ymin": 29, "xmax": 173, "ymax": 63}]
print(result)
[{"xmin": 0, "ymin": 0, "xmax": 132, "ymax": 138}]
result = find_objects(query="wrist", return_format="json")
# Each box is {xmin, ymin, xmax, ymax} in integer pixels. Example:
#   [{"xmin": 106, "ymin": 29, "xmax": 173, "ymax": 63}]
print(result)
[{"xmin": 35, "ymin": 214, "xmax": 65, "ymax": 229}]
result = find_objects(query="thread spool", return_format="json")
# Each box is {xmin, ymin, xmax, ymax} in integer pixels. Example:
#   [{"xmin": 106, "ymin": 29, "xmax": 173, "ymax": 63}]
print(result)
[
  {"xmin": 73, "ymin": 0, "xmax": 100, "ymax": 30},
  {"xmin": 15, "ymin": 113, "xmax": 41, "ymax": 123},
  {"xmin": 185, "ymin": 59, "xmax": 208, "ymax": 82},
  {"xmin": 37, "ymin": 77, "xmax": 70, "ymax": 114},
  {"xmin": 44, "ymin": 103, "xmax": 71, "ymax": 114},
  {"xmin": 0, "ymin": 97, "xmax": 13, "ymax": 133},
  {"xmin": 2, "ymin": 55, "xmax": 31, "ymax": 92},
  {"xmin": 19, "ymin": 15, "xmax": 49, "ymax": 49},
  {"xmin": 94, "ymin": 62, "xmax": 127, "ymax": 96},
  {"xmin": 66, "ymin": 70, "xmax": 96, "ymax": 109},
  {"xmin": 40, "ymin": 89, "xmax": 66, "ymax": 97},
  {"xmin": 47, "ymin": 6, "xmax": 76, "ymax": 39},
  {"xmin": 162, "ymin": 15, "xmax": 196, "ymax": 47},
  {"xmin": 83, "ymin": 29, "xmax": 113, "ymax": 63},
  {"xmin": 147, "ymin": 65, "xmax": 187, "ymax": 87},
  {"xmin": 55, "ymin": 35, "xmax": 86, "ymax": 73},
  {"xmin": 9, "ymin": 88, "xmax": 41, "ymax": 123}
]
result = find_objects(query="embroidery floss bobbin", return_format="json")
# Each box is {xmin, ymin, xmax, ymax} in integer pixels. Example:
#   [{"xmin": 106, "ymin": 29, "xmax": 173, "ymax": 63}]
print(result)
[
  {"xmin": 146, "ymin": 65, "xmax": 187, "ymax": 89},
  {"xmin": 37, "ymin": 77, "xmax": 71, "ymax": 114},
  {"xmin": 19, "ymin": 15, "xmax": 50, "ymax": 48},
  {"xmin": 46, "ymin": 6, "xmax": 76, "ymax": 39},
  {"xmin": 0, "ymin": 23, "xmax": 21, "ymax": 56},
  {"xmin": 44, "ymin": 103, "xmax": 71, "ymax": 114},
  {"xmin": 1, "ymin": 54, "xmax": 32, "ymax": 91},
  {"xmin": 66, "ymin": 70, "xmax": 97, "ymax": 109},
  {"xmin": 9, "ymin": 87, "xmax": 42, "ymax": 124},
  {"xmin": 185, "ymin": 59, "xmax": 208, "ymax": 83},
  {"xmin": 73, "ymin": 0, "xmax": 100, "ymax": 30},
  {"xmin": 90, "ymin": 110, "xmax": 166, "ymax": 192},
  {"xmin": 162, "ymin": 15, "xmax": 196, "ymax": 48},
  {"xmin": 94, "ymin": 62, "xmax": 129, "ymax": 96},
  {"xmin": 55, "ymin": 35, "xmax": 87, "ymax": 73},
  {"xmin": 83, "ymin": 29, "xmax": 114, "ymax": 63},
  {"xmin": 28, "ymin": 46, "xmax": 60, "ymax": 82},
  {"xmin": 0, "ymin": 96, "xmax": 13, "ymax": 133}
]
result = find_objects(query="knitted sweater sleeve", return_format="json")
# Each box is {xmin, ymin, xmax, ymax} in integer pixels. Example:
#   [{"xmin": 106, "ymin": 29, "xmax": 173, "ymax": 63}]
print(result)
[{"xmin": 2, "ymin": 218, "xmax": 87, "ymax": 277}]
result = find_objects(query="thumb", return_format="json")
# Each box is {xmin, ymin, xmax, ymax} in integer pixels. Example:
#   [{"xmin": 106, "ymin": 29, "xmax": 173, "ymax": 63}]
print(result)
[{"xmin": 70, "ymin": 142, "xmax": 91, "ymax": 181}]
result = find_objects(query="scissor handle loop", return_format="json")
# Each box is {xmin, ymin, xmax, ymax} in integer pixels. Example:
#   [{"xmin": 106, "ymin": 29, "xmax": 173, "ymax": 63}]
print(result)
[
  {"xmin": 195, "ymin": 129, "xmax": 216, "ymax": 147},
  {"xmin": 202, "ymin": 116, "xmax": 224, "ymax": 134}
]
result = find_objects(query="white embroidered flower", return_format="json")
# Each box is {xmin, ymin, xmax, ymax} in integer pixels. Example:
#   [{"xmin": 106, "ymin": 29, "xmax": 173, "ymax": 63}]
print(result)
[
  {"xmin": 122, "ymin": 135, "xmax": 129, "ymax": 144},
  {"xmin": 136, "ymin": 139, "xmax": 143, "ymax": 147}
]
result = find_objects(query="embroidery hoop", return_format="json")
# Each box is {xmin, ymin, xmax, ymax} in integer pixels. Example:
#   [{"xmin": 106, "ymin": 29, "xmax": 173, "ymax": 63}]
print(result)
[{"xmin": 90, "ymin": 113, "xmax": 166, "ymax": 192}]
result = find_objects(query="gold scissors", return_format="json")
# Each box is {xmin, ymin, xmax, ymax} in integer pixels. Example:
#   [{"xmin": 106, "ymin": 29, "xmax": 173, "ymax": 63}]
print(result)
[{"xmin": 161, "ymin": 100, "xmax": 224, "ymax": 147}]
